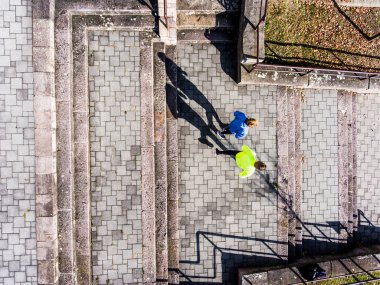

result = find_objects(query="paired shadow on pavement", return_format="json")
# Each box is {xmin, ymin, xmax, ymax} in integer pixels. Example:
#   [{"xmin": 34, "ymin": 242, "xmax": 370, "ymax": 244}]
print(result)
[{"xmin": 159, "ymin": 52, "xmax": 228, "ymax": 149}]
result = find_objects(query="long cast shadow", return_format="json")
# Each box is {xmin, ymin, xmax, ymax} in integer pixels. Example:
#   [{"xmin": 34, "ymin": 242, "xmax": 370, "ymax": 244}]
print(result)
[
  {"xmin": 159, "ymin": 52, "xmax": 227, "ymax": 149},
  {"xmin": 265, "ymin": 42, "xmax": 380, "ymax": 73},
  {"xmin": 332, "ymin": 0, "xmax": 380, "ymax": 41}
]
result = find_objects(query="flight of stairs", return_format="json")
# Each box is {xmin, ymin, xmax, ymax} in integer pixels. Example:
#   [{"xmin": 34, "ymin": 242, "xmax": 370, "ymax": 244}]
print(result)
[
  {"xmin": 276, "ymin": 87, "xmax": 303, "ymax": 262},
  {"xmin": 141, "ymin": 41, "xmax": 180, "ymax": 284},
  {"xmin": 144, "ymin": 0, "xmax": 241, "ymax": 282},
  {"xmin": 177, "ymin": 0, "xmax": 238, "ymax": 42},
  {"xmin": 277, "ymin": 88, "xmax": 359, "ymax": 262},
  {"xmin": 337, "ymin": 90, "xmax": 358, "ymax": 249}
]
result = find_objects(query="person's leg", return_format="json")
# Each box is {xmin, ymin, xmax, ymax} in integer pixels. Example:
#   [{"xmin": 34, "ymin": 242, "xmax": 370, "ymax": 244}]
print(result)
[
  {"xmin": 217, "ymin": 126, "xmax": 231, "ymax": 138},
  {"xmin": 221, "ymin": 127, "xmax": 232, "ymax": 135},
  {"xmin": 216, "ymin": 149, "xmax": 239, "ymax": 156}
]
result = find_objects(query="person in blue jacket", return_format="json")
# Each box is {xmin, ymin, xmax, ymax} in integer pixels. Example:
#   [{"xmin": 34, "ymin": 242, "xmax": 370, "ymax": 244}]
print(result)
[{"xmin": 217, "ymin": 111, "xmax": 257, "ymax": 139}]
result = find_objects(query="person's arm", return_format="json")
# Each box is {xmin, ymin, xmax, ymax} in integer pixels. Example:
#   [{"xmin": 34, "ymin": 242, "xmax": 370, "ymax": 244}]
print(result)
[
  {"xmin": 235, "ymin": 131, "xmax": 246, "ymax": 139},
  {"xmin": 239, "ymin": 166, "xmax": 255, "ymax": 178},
  {"xmin": 234, "ymin": 111, "xmax": 247, "ymax": 120}
]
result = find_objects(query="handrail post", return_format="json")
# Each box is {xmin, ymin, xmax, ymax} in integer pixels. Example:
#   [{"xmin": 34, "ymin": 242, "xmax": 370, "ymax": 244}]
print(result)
[{"xmin": 163, "ymin": 0, "xmax": 168, "ymax": 27}]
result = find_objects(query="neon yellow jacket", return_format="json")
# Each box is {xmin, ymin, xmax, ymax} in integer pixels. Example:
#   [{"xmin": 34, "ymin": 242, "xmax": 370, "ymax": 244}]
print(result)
[{"xmin": 235, "ymin": 145, "xmax": 257, "ymax": 178}]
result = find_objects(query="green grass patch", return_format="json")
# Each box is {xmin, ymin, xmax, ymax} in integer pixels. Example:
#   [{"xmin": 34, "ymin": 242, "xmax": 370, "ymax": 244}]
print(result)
[
  {"xmin": 314, "ymin": 270, "xmax": 380, "ymax": 285},
  {"xmin": 264, "ymin": 0, "xmax": 380, "ymax": 72}
]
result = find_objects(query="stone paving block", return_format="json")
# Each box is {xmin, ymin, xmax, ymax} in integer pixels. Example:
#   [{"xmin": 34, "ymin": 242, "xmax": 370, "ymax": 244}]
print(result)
[
  {"xmin": 88, "ymin": 30, "xmax": 143, "ymax": 284},
  {"xmin": 357, "ymin": 92, "xmax": 380, "ymax": 245},
  {"xmin": 301, "ymin": 89, "xmax": 340, "ymax": 254},
  {"xmin": 177, "ymin": 43, "xmax": 279, "ymax": 284}
]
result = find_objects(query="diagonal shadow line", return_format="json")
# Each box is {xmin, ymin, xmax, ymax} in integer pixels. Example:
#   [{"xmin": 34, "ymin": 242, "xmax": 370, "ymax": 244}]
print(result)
[
  {"xmin": 258, "ymin": 172, "xmax": 350, "ymax": 245},
  {"xmin": 176, "ymin": 231, "xmax": 287, "ymax": 281},
  {"xmin": 332, "ymin": 0, "xmax": 380, "ymax": 41},
  {"xmin": 266, "ymin": 41, "xmax": 380, "ymax": 60},
  {"xmin": 180, "ymin": 231, "xmax": 288, "ymax": 265},
  {"xmin": 162, "ymin": 53, "xmax": 225, "ymax": 131},
  {"xmin": 264, "ymin": 54, "xmax": 380, "ymax": 72},
  {"xmin": 358, "ymin": 209, "xmax": 376, "ymax": 227},
  {"xmin": 264, "ymin": 45, "xmax": 380, "ymax": 73},
  {"xmin": 337, "ymin": 258, "xmax": 361, "ymax": 282},
  {"xmin": 349, "ymin": 257, "xmax": 377, "ymax": 279}
]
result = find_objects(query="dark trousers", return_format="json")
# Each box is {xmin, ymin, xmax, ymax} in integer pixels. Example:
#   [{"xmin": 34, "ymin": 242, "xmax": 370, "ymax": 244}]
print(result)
[
  {"xmin": 217, "ymin": 150, "xmax": 239, "ymax": 156},
  {"xmin": 221, "ymin": 126, "xmax": 232, "ymax": 135}
]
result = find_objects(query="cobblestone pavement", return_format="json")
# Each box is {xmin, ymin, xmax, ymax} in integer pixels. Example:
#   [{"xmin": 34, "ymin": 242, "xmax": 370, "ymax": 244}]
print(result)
[
  {"xmin": 301, "ymin": 89, "xmax": 340, "ymax": 254},
  {"xmin": 89, "ymin": 30, "xmax": 142, "ymax": 285},
  {"xmin": 357, "ymin": 93, "xmax": 380, "ymax": 245},
  {"xmin": 177, "ymin": 43, "xmax": 280, "ymax": 283},
  {"xmin": 0, "ymin": 0, "xmax": 37, "ymax": 284}
]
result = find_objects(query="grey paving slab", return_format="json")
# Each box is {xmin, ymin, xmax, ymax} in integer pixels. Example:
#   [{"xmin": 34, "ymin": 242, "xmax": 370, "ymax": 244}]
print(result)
[
  {"xmin": 357, "ymin": 92, "xmax": 380, "ymax": 245},
  {"xmin": 89, "ymin": 30, "xmax": 142, "ymax": 285},
  {"xmin": 0, "ymin": 0, "xmax": 37, "ymax": 284},
  {"xmin": 301, "ymin": 89, "xmax": 340, "ymax": 254},
  {"xmin": 176, "ymin": 43, "xmax": 280, "ymax": 284}
]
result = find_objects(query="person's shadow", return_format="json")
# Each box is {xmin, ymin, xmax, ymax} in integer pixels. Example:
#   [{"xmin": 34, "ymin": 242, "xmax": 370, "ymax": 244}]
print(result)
[
  {"xmin": 159, "ymin": 52, "xmax": 227, "ymax": 149},
  {"xmin": 158, "ymin": 52, "xmax": 226, "ymax": 132}
]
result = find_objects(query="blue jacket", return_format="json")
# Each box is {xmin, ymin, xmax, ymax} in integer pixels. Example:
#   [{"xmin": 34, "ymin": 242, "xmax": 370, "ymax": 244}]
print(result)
[{"xmin": 229, "ymin": 111, "xmax": 248, "ymax": 139}]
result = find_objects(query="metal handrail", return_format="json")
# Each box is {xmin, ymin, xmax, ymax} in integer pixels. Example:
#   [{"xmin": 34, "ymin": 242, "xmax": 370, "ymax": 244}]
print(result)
[
  {"xmin": 253, "ymin": 63, "xmax": 380, "ymax": 78},
  {"xmin": 241, "ymin": 0, "xmax": 269, "ymax": 69},
  {"xmin": 163, "ymin": 0, "xmax": 168, "ymax": 27}
]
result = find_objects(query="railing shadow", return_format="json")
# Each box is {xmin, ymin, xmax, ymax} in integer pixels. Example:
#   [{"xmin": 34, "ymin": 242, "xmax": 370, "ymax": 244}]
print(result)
[
  {"xmin": 332, "ymin": 0, "xmax": 380, "ymax": 41},
  {"xmin": 172, "ymin": 231, "xmax": 286, "ymax": 284},
  {"xmin": 357, "ymin": 209, "xmax": 380, "ymax": 246},
  {"xmin": 265, "ymin": 41, "xmax": 380, "ymax": 73},
  {"xmin": 171, "ymin": 169, "xmax": 380, "ymax": 284}
]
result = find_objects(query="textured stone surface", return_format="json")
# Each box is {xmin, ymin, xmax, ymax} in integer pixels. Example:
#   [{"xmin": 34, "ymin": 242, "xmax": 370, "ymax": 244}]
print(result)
[
  {"xmin": 153, "ymin": 42, "xmax": 168, "ymax": 281},
  {"xmin": 89, "ymin": 30, "xmax": 142, "ymax": 284},
  {"xmin": 177, "ymin": 0, "xmax": 240, "ymax": 11},
  {"xmin": 177, "ymin": 43, "xmax": 280, "ymax": 283},
  {"xmin": 276, "ymin": 86, "xmax": 289, "ymax": 261}
]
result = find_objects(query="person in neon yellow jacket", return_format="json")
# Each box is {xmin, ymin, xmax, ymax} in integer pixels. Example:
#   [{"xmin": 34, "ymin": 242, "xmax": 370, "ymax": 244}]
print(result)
[{"xmin": 216, "ymin": 145, "xmax": 266, "ymax": 178}]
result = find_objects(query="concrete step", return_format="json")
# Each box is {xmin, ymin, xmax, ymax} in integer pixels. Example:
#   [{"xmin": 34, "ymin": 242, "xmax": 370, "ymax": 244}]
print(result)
[
  {"xmin": 238, "ymin": 64, "xmax": 380, "ymax": 92},
  {"xmin": 287, "ymin": 88, "xmax": 296, "ymax": 261},
  {"xmin": 338, "ymin": 90, "xmax": 359, "ymax": 251},
  {"xmin": 277, "ymin": 86, "xmax": 290, "ymax": 263},
  {"xmin": 346, "ymin": 91, "xmax": 358, "ymax": 247},
  {"xmin": 153, "ymin": 41, "xmax": 169, "ymax": 283},
  {"xmin": 177, "ymin": 10, "xmax": 238, "ymax": 30},
  {"xmin": 351, "ymin": 93, "xmax": 358, "ymax": 245},
  {"xmin": 177, "ymin": 28, "xmax": 235, "ymax": 42},
  {"xmin": 177, "ymin": 0, "xmax": 240, "ymax": 11},
  {"xmin": 294, "ymin": 89, "xmax": 303, "ymax": 258},
  {"xmin": 164, "ymin": 44, "xmax": 180, "ymax": 285},
  {"xmin": 141, "ymin": 34, "xmax": 156, "ymax": 283},
  {"xmin": 286, "ymin": 88, "xmax": 303, "ymax": 261}
]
